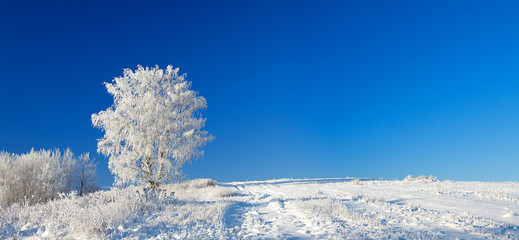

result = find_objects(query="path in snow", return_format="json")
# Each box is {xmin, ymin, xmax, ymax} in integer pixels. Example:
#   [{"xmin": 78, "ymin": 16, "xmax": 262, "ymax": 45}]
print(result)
[
  {"xmin": 224, "ymin": 182, "xmax": 315, "ymax": 239},
  {"xmin": 222, "ymin": 178, "xmax": 519, "ymax": 239}
]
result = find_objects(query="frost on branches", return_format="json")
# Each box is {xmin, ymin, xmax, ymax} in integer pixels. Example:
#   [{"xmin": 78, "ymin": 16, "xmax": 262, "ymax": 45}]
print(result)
[
  {"xmin": 92, "ymin": 65, "xmax": 213, "ymax": 189},
  {"xmin": 0, "ymin": 148, "xmax": 98, "ymax": 206}
]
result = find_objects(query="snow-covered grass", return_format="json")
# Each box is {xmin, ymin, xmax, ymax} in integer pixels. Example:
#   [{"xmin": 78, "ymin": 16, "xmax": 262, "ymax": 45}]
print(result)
[
  {"xmin": 0, "ymin": 179, "xmax": 238, "ymax": 239},
  {"xmin": 2, "ymin": 178, "xmax": 519, "ymax": 239}
]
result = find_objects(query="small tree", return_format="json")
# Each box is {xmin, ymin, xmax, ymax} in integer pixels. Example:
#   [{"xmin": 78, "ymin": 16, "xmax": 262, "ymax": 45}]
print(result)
[
  {"xmin": 75, "ymin": 153, "xmax": 98, "ymax": 196},
  {"xmin": 92, "ymin": 65, "xmax": 213, "ymax": 189}
]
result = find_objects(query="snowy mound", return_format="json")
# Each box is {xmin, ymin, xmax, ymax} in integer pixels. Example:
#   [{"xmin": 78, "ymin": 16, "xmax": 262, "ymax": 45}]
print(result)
[{"xmin": 2, "ymin": 178, "xmax": 519, "ymax": 239}]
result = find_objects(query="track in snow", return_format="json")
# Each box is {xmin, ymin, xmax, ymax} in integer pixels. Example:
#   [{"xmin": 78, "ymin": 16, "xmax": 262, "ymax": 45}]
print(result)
[{"xmin": 222, "ymin": 178, "xmax": 519, "ymax": 239}]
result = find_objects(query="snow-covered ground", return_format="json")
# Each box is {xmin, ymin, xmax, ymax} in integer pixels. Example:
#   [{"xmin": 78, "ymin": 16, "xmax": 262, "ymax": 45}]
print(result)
[{"xmin": 2, "ymin": 178, "xmax": 519, "ymax": 239}]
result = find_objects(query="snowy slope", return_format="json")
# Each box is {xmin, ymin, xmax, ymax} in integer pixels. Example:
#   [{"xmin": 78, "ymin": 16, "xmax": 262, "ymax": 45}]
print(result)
[{"xmin": 2, "ymin": 178, "xmax": 519, "ymax": 239}]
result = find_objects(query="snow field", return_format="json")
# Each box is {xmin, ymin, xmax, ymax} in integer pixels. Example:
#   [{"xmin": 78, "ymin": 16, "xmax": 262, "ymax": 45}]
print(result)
[
  {"xmin": 225, "ymin": 178, "xmax": 519, "ymax": 239},
  {"xmin": 1, "ymin": 178, "xmax": 519, "ymax": 239}
]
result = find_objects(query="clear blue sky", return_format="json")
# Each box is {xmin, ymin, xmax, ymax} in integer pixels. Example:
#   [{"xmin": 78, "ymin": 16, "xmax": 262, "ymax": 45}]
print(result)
[{"xmin": 1, "ymin": 1, "xmax": 519, "ymax": 186}]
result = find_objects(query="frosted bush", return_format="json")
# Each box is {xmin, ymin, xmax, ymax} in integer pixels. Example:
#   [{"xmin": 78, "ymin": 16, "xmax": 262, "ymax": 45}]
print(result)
[
  {"xmin": 163, "ymin": 179, "xmax": 239, "ymax": 202},
  {"xmin": 0, "ymin": 149, "xmax": 98, "ymax": 207},
  {"xmin": 404, "ymin": 175, "xmax": 437, "ymax": 181},
  {"xmin": 351, "ymin": 179, "xmax": 363, "ymax": 186},
  {"xmin": 183, "ymin": 178, "xmax": 218, "ymax": 188},
  {"xmin": 215, "ymin": 188, "xmax": 240, "ymax": 198},
  {"xmin": 350, "ymin": 193, "xmax": 384, "ymax": 204}
]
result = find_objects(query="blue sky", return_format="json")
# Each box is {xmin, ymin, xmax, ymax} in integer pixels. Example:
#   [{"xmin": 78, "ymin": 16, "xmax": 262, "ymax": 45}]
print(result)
[{"xmin": 1, "ymin": 1, "xmax": 519, "ymax": 186}]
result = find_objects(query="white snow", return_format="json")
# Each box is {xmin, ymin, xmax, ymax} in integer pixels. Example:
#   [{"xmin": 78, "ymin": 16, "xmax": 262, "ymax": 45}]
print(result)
[{"xmin": 2, "ymin": 178, "xmax": 519, "ymax": 239}]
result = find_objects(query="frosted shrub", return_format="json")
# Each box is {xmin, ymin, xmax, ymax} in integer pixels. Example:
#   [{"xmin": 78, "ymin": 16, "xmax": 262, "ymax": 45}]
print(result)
[
  {"xmin": 404, "ymin": 175, "xmax": 437, "ymax": 181},
  {"xmin": 0, "ymin": 149, "xmax": 98, "ymax": 206},
  {"xmin": 184, "ymin": 178, "xmax": 218, "ymax": 188},
  {"xmin": 350, "ymin": 193, "xmax": 384, "ymax": 204},
  {"xmin": 216, "ymin": 188, "xmax": 240, "ymax": 198},
  {"xmin": 351, "ymin": 179, "xmax": 363, "ymax": 186},
  {"xmin": 404, "ymin": 175, "xmax": 414, "ymax": 181},
  {"xmin": 163, "ymin": 178, "xmax": 240, "ymax": 201},
  {"xmin": 1, "ymin": 187, "xmax": 165, "ymax": 238}
]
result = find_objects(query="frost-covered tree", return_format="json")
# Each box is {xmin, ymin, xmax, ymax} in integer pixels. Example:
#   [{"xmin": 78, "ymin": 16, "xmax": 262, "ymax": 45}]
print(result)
[
  {"xmin": 15, "ymin": 149, "xmax": 64, "ymax": 204},
  {"xmin": 75, "ymin": 153, "xmax": 98, "ymax": 196},
  {"xmin": 92, "ymin": 65, "xmax": 213, "ymax": 189}
]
